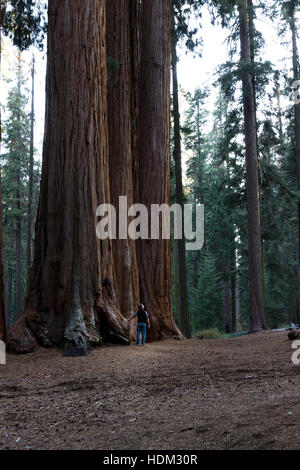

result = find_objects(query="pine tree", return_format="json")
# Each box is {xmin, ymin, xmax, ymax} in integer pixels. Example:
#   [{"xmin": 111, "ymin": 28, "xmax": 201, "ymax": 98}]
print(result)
[
  {"xmin": 171, "ymin": 29, "xmax": 191, "ymax": 338},
  {"xmin": 191, "ymin": 250, "xmax": 223, "ymax": 331},
  {"xmin": 239, "ymin": 0, "xmax": 268, "ymax": 331},
  {"xmin": 27, "ymin": 54, "xmax": 35, "ymax": 278},
  {"xmin": 170, "ymin": 0, "xmax": 204, "ymax": 338},
  {"xmin": 0, "ymin": 0, "xmax": 46, "ymax": 339},
  {"xmin": 2, "ymin": 56, "xmax": 31, "ymax": 324}
]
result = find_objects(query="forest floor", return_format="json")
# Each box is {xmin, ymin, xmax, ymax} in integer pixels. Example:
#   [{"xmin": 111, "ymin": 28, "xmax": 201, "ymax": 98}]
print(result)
[{"xmin": 0, "ymin": 330, "xmax": 300, "ymax": 450}]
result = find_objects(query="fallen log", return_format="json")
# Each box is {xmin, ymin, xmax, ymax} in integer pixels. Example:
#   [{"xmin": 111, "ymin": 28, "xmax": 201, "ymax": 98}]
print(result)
[{"xmin": 288, "ymin": 330, "xmax": 300, "ymax": 341}]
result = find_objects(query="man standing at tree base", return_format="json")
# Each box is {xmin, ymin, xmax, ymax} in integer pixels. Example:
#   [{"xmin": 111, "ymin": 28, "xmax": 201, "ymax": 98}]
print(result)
[{"xmin": 129, "ymin": 304, "xmax": 150, "ymax": 346}]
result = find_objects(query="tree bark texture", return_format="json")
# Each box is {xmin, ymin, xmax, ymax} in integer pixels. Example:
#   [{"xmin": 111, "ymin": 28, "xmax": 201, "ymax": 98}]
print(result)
[
  {"xmin": 0, "ymin": 12, "xmax": 6, "ymax": 340},
  {"xmin": 134, "ymin": 0, "xmax": 182, "ymax": 340},
  {"xmin": 290, "ymin": 3, "xmax": 300, "ymax": 324},
  {"xmin": 4, "ymin": 267, "xmax": 12, "ymax": 331},
  {"xmin": 0, "ymin": 168, "xmax": 5, "ymax": 340},
  {"xmin": 15, "ymin": 52, "xmax": 23, "ymax": 320},
  {"xmin": 239, "ymin": 0, "xmax": 268, "ymax": 332},
  {"xmin": 7, "ymin": 0, "xmax": 130, "ymax": 353},
  {"xmin": 106, "ymin": 0, "xmax": 139, "ymax": 338},
  {"xmin": 27, "ymin": 54, "xmax": 35, "ymax": 278},
  {"xmin": 223, "ymin": 279, "xmax": 232, "ymax": 334},
  {"xmin": 7, "ymin": 0, "xmax": 181, "ymax": 352},
  {"xmin": 171, "ymin": 34, "xmax": 191, "ymax": 338}
]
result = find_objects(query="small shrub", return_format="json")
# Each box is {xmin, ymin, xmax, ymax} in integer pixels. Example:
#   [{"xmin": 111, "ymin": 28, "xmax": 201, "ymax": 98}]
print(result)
[
  {"xmin": 221, "ymin": 331, "xmax": 248, "ymax": 339},
  {"xmin": 193, "ymin": 328, "xmax": 222, "ymax": 339}
]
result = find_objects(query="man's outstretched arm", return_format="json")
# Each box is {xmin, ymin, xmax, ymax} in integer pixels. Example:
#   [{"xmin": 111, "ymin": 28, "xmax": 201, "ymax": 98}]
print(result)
[{"xmin": 128, "ymin": 312, "xmax": 138, "ymax": 321}]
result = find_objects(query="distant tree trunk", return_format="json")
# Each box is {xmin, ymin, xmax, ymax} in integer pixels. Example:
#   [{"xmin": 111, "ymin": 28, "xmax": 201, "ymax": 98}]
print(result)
[
  {"xmin": 223, "ymin": 278, "xmax": 232, "ymax": 333},
  {"xmin": 235, "ymin": 274, "xmax": 242, "ymax": 331},
  {"xmin": 239, "ymin": 0, "xmax": 268, "ymax": 332},
  {"xmin": 274, "ymin": 75, "xmax": 284, "ymax": 142},
  {"xmin": 195, "ymin": 99, "xmax": 203, "ymax": 203},
  {"xmin": 249, "ymin": 0, "xmax": 266, "ymax": 300},
  {"xmin": 106, "ymin": 0, "xmax": 139, "ymax": 337},
  {"xmin": 172, "ymin": 240, "xmax": 180, "ymax": 322},
  {"xmin": 15, "ymin": 190, "xmax": 22, "ymax": 320},
  {"xmin": 225, "ymin": 120, "xmax": 237, "ymax": 333},
  {"xmin": 171, "ymin": 32, "xmax": 191, "ymax": 339},
  {"xmin": 135, "ymin": 0, "xmax": 182, "ymax": 340},
  {"xmin": 15, "ymin": 51, "xmax": 23, "ymax": 320},
  {"xmin": 5, "ymin": 267, "xmax": 12, "ymax": 331},
  {"xmin": 0, "ymin": 168, "xmax": 5, "ymax": 340},
  {"xmin": 0, "ymin": 10, "xmax": 6, "ymax": 340},
  {"xmin": 7, "ymin": 0, "xmax": 130, "ymax": 354},
  {"xmin": 248, "ymin": 0, "xmax": 258, "ymax": 126},
  {"xmin": 290, "ymin": 2, "xmax": 300, "ymax": 325},
  {"xmin": 231, "ymin": 244, "xmax": 237, "ymax": 333},
  {"xmin": 289, "ymin": 271, "xmax": 297, "ymax": 324},
  {"xmin": 27, "ymin": 54, "xmax": 35, "ymax": 279}
]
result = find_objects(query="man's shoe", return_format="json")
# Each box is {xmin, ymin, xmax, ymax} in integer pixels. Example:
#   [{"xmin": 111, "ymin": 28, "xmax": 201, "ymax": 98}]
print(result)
[{"xmin": 135, "ymin": 343, "xmax": 140, "ymax": 346}]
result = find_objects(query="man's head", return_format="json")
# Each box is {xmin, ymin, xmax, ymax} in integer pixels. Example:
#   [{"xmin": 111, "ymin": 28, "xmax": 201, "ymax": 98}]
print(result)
[{"xmin": 138, "ymin": 304, "xmax": 145, "ymax": 310}]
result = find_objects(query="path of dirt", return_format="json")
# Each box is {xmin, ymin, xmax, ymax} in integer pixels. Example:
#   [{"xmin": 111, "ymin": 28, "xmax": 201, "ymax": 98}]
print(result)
[{"xmin": 0, "ymin": 331, "xmax": 299, "ymax": 450}]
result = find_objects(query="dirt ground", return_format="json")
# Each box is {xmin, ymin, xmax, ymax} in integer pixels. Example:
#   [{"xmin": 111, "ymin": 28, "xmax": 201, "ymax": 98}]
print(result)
[{"xmin": 0, "ymin": 330, "xmax": 300, "ymax": 450}]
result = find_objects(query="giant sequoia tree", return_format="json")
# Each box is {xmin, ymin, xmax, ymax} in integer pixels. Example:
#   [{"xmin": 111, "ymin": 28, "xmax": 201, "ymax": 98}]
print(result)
[
  {"xmin": 106, "ymin": 0, "xmax": 181, "ymax": 340},
  {"xmin": 0, "ymin": 0, "xmax": 45, "ymax": 340},
  {"xmin": 286, "ymin": 1, "xmax": 300, "ymax": 318},
  {"xmin": 0, "ymin": 167, "xmax": 5, "ymax": 340},
  {"xmin": 135, "ymin": 0, "xmax": 182, "ymax": 340},
  {"xmin": 7, "ymin": 0, "xmax": 130, "ymax": 353},
  {"xmin": 7, "ymin": 0, "xmax": 181, "ymax": 352},
  {"xmin": 239, "ymin": 0, "xmax": 268, "ymax": 331},
  {"xmin": 0, "ymin": 11, "xmax": 5, "ymax": 340},
  {"xmin": 106, "ymin": 0, "xmax": 139, "ymax": 338}
]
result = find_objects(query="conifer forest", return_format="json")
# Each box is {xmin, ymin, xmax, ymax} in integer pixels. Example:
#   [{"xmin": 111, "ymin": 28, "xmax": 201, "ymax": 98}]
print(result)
[{"xmin": 0, "ymin": 0, "xmax": 300, "ymax": 454}]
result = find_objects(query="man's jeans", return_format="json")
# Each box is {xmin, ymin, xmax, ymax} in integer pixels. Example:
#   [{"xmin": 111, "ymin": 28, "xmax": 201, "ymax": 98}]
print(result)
[{"xmin": 136, "ymin": 323, "xmax": 147, "ymax": 345}]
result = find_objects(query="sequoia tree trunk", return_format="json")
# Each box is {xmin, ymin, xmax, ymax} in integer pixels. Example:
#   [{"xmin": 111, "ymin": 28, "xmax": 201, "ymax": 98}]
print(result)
[
  {"xmin": 0, "ymin": 14, "xmax": 6, "ymax": 340},
  {"xmin": 135, "ymin": 0, "xmax": 182, "ymax": 340},
  {"xmin": 15, "ymin": 52, "xmax": 23, "ymax": 320},
  {"xmin": 290, "ymin": 2, "xmax": 300, "ymax": 325},
  {"xmin": 0, "ymin": 168, "xmax": 5, "ymax": 340},
  {"xmin": 7, "ymin": 0, "xmax": 130, "ymax": 353},
  {"xmin": 239, "ymin": 0, "xmax": 268, "ymax": 332},
  {"xmin": 171, "ymin": 32, "xmax": 191, "ymax": 338},
  {"xmin": 106, "ymin": 0, "xmax": 139, "ymax": 336},
  {"xmin": 27, "ymin": 54, "xmax": 35, "ymax": 278},
  {"xmin": 231, "ymin": 243, "xmax": 237, "ymax": 333},
  {"xmin": 5, "ymin": 267, "xmax": 12, "ymax": 331}
]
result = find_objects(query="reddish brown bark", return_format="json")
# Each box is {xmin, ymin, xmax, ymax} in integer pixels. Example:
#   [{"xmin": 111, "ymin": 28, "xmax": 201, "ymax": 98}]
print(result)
[
  {"xmin": 7, "ymin": 0, "xmax": 181, "ymax": 351},
  {"xmin": 15, "ymin": 52, "xmax": 23, "ymax": 320},
  {"xmin": 171, "ymin": 30, "xmax": 191, "ymax": 338},
  {"xmin": 7, "ymin": 0, "xmax": 130, "ymax": 353},
  {"xmin": 27, "ymin": 54, "xmax": 35, "ymax": 278},
  {"xmin": 135, "ymin": 0, "xmax": 182, "ymax": 340},
  {"xmin": 239, "ymin": 0, "xmax": 268, "ymax": 332},
  {"xmin": 106, "ymin": 0, "xmax": 181, "ymax": 341},
  {"xmin": 106, "ymin": 0, "xmax": 139, "ymax": 336},
  {"xmin": 289, "ymin": 2, "xmax": 300, "ymax": 318},
  {"xmin": 0, "ymin": 168, "xmax": 5, "ymax": 341},
  {"xmin": 0, "ymin": 11, "xmax": 6, "ymax": 340}
]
